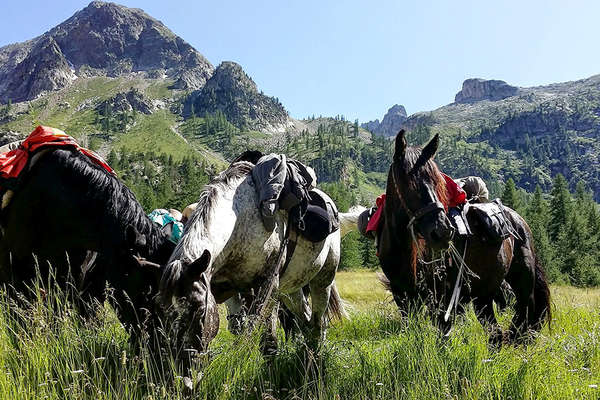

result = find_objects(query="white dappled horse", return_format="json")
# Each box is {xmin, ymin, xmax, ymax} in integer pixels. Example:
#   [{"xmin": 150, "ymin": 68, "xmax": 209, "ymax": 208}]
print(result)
[{"xmin": 159, "ymin": 161, "xmax": 363, "ymax": 352}]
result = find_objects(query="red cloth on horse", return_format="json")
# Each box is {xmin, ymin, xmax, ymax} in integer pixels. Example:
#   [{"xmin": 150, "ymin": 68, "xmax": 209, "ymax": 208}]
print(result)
[
  {"xmin": 366, "ymin": 194, "xmax": 386, "ymax": 234},
  {"xmin": 365, "ymin": 174, "xmax": 466, "ymax": 233},
  {"xmin": 442, "ymin": 173, "xmax": 466, "ymax": 208},
  {"xmin": 0, "ymin": 126, "xmax": 114, "ymax": 186}
]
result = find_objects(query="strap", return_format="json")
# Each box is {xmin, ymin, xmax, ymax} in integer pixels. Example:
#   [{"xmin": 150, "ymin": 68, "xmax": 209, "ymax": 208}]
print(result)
[
  {"xmin": 280, "ymin": 227, "xmax": 298, "ymax": 278},
  {"xmin": 246, "ymin": 213, "xmax": 292, "ymax": 319}
]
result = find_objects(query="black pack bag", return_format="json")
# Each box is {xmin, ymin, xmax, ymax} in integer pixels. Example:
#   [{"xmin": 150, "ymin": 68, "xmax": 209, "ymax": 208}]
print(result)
[
  {"xmin": 469, "ymin": 199, "xmax": 511, "ymax": 243},
  {"xmin": 296, "ymin": 190, "xmax": 340, "ymax": 242}
]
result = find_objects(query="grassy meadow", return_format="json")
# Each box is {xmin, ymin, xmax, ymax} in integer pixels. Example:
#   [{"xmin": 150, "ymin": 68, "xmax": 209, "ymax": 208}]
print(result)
[{"xmin": 0, "ymin": 270, "xmax": 599, "ymax": 399}]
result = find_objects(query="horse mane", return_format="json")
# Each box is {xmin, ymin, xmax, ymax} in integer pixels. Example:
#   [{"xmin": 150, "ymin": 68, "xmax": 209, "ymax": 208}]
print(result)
[
  {"xmin": 47, "ymin": 149, "xmax": 168, "ymax": 253},
  {"xmin": 160, "ymin": 161, "xmax": 254, "ymax": 298},
  {"xmin": 185, "ymin": 161, "xmax": 254, "ymax": 236},
  {"xmin": 400, "ymin": 146, "xmax": 449, "ymax": 209}
]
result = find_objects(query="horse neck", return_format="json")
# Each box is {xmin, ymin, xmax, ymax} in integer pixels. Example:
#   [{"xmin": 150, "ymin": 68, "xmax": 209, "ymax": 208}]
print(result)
[{"xmin": 173, "ymin": 180, "xmax": 244, "ymax": 266}]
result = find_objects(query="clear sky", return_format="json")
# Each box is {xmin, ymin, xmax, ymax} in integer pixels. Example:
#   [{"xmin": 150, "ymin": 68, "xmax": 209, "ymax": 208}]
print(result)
[{"xmin": 2, "ymin": 1, "xmax": 600, "ymax": 122}]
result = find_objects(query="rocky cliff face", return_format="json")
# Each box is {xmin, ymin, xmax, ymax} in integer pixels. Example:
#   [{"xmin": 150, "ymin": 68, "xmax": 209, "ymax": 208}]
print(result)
[
  {"xmin": 96, "ymin": 88, "xmax": 154, "ymax": 115},
  {"xmin": 361, "ymin": 104, "xmax": 407, "ymax": 136},
  {"xmin": 0, "ymin": 1, "xmax": 214, "ymax": 103},
  {"xmin": 454, "ymin": 78, "xmax": 519, "ymax": 103},
  {"xmin": 395, "ymin": 74, "xmax": 600, "ymax": 199},
  {"xmin": 2, "ymin": 36, "xmax": 76, "ymax": 103},
  {"xmin": 191, "ymin": 61, "xmax": 290, "ymax": 132}
]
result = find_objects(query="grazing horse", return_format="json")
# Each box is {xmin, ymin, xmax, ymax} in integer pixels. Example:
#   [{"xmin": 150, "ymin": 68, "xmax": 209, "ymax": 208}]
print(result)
[
  {"xmin": 0, "ymin": 147, "xmax": 176, "ymax": 331},
  {"xmin": 160, "ymin": 161, "xmax": 360, "ymax": 352},
  {"xmin": 378, "ymin": 130, "xmax": 551, "ymax": 342}
]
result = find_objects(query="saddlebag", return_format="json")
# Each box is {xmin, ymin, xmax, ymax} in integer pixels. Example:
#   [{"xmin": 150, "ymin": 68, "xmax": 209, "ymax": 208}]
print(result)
[
  {"xmin": 469, "ymin": 199, "xmax": 512, "ymax": 243},
  {"xmin": 296, "ymin": 190, "xmax": 339, "ymax": 242}
]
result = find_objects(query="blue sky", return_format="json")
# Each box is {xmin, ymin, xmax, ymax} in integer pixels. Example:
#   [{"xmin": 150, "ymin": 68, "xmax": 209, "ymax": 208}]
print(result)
[{"xmin": 2, "ymin": 1, "xmax": 600, "ymax": 122}]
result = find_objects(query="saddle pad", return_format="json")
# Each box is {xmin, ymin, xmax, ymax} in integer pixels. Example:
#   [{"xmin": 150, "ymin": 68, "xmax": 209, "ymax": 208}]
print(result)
[{"xmin": 0, "ymin": 126, "xmax": 114, "ymax": 190}]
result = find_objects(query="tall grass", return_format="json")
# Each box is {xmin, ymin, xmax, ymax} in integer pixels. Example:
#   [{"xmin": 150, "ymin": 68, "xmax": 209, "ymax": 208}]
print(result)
[{"xmin": 0, "ymin": 271, "xmax": 598, "ymax": 399}]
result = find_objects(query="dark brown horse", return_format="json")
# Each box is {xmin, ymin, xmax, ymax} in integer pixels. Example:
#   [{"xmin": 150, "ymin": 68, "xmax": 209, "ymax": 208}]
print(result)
[{"xmin": 378, "ymin": 130, "xmax": 551, "ymax": 342}]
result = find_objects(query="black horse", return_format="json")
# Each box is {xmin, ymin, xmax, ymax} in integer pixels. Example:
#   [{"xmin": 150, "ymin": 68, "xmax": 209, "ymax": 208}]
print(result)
[
  {"xmin": 0, "ymin": 147, "xmax": 175, "ymax": 331},
  {"xmin": 378, "ymin": 130, "xmax": 551, "ymax": 342}
]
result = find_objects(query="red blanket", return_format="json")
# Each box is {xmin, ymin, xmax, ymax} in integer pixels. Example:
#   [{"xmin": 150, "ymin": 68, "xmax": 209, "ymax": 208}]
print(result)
[
  {"xmin": 0, "ymin": 126, "xmax": 114, "ymax": 187},
  {"xmin": 366, "ymin": 174, "xmax": 466, "ymax": 234}
]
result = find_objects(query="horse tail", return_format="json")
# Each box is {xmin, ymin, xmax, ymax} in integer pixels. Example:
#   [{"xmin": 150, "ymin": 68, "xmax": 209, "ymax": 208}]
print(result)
[
  {"xmin": 377, "ymin": 272, "xmax": 392, "ymax": 292},
  {"xmin": 532, "ymin": 253, "xmax": 552, "ymax": 331},
  {"xmin": 326, "ymin": 280, "xmax": 349, "ymax": 321},
  {"xmin": 339, "ymin": 205, "xmax": 367, "ymax": 238}
]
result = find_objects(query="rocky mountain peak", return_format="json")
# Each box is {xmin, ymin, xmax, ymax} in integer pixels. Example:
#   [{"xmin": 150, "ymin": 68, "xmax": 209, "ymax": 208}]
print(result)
[
  {"xmin": 0, "ymin": 1, "xmax": 214, "ymax": 103},
  {"xmin": 205, "ymin": 61, "xmax": 259, "ymax": 94},
  {"xmin": 361, "ymin": 103, "xmax": 408, "ymax": 137},
  {"xmin": 454, "ymin": 78, "xmax": 519, "ymax": 103},
  {"xmin": 191, "ymin": 61, "xmax": 290, "ymax": 133}
]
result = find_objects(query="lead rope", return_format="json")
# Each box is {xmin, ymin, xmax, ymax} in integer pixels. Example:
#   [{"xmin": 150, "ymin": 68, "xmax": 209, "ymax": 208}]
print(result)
[{"xmin": 444, "ymin": 242, "xmax": 466, "ymax": 322}]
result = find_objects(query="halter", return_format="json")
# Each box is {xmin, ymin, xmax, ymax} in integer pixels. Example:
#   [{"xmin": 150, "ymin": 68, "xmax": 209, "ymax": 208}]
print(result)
[{"xmin": 391, "ymin": 166, "xmax": 447, "ymax": 235}]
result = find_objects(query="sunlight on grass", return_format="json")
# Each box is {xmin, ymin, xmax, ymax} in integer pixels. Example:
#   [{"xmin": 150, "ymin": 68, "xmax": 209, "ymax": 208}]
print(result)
[{"xmin": 0, "ymin": 270, "xmax": 598, "ymax": 399}]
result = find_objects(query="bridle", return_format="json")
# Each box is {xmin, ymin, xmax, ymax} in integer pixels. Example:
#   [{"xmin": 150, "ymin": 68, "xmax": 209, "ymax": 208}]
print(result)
[{"xmin": 391, "ymin": 166, "xmax": 445, "ymax": 228}]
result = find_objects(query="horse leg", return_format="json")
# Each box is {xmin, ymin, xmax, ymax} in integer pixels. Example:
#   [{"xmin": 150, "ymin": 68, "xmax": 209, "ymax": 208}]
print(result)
[
  {"xmin": 473, "ymin": 296, "xmax": 503, "ymax": 345},
  {"xmin": 260, "ymin": 299, "xmax": 279, "ymax": 356},
  {"xmin": 225, "ymin": 293, "xmax": 247, "ymax": 335},
  {"xmin": 505, "ymin": 247, "xmax": 536, "ymax": 342},
  {"xmin": 280, "ymin": 288, "xmax": 311, "ymax": 339},
  {"xmin": 306, "ymin": 260, "xmax": 337, "ymax": 349}
]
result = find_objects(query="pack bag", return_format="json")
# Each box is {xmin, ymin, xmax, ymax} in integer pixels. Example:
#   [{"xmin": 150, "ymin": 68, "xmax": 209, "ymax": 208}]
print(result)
[
  {"xmin": 298, "ymin": 190, "xmax": 339, "ymax": 242},
  {"xmin": 469, "ymin": 199, "xmax": 511, "ymax": 243},
  {"xmin": 252, "ymin": 153, "xmax": 316, "ymax": 232},
  {"xmin": 455, "ymin": 176, "xmax": 490, "ymax": 203}
]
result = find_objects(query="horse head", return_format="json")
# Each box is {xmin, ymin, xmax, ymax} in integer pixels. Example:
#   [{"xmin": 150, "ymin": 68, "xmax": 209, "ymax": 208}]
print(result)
[
  {"xmin": 159, "ymin": 250, "xmax": 219, "ymax": 351},
  {"xmin": 390, "ymin": 130, "xmax": 454, "ymax": 251}
]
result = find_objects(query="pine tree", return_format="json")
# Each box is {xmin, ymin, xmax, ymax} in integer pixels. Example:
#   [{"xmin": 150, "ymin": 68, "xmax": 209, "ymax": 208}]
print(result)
[
  {"xmin": 549, "ymin": 174, "xmax": 572, "ymax": 241},
  {"xmin": 501, "ymin": 178, "xmax": 520, "ymax": 210},
  {"xmin": 339, "ymin": 231, "xmax": 362, "ymax": 270}
]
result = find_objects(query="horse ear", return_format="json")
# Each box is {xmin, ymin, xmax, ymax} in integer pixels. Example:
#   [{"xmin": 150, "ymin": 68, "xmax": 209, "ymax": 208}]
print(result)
[
  {"xmin": 186, "ymin": 249, "xmax": 211, "ymax": 281},
  {"xmin": 394, "ymin": 130, "xmax": 407, "ymax": 162},
  {"xmin": 421, "ymin": 133, "xmax": 439, "ymax": 161},
  {"xmin": 126, "ymin": 225, "xmax": 146, "ymax": 249},
  {"xmin": 161, "ymin": 221, "xmax": 174, "ymax": 238}
]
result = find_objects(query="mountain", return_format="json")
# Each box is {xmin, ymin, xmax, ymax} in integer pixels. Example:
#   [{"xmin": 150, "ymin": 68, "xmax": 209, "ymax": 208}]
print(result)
[
  {"xmin": 0, "ymin": 1, "xmax": 214, "ymax": 103},
  {"xmin": 362, "ymin": 104, "xmax": 407, "ymax": 137},
  {"xmin": 454, "ymin": 78, "xmax": 519, "ymax": 103},
  {"xmin": 189, "ymin": 61, "xmax": 291, "ymax": 133},
  {"xmin": 0, "ymin": 1, "xmax": 296, "ymax": 158},
  {"xmin": 3, "ymin": 1, "xmax": 600, "ymax": 205},
  {"xmin": 396, "ymin": 76, "xmax": 600, "ymax": 199}
]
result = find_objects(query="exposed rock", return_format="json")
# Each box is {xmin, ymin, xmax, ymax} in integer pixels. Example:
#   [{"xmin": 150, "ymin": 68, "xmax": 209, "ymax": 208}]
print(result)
[
  {"xmin": 361, "ymin": 119, "xmax": 380, "ymax": 134},
  {"xmin": 0, "ymin": 131, "xmax": 25, "ymax": 147},
  {"xmin": 191, "ymin": 61, "xmax": 290, "ymax": 132},
  {"xmin": 1, "ymin": 36, "xmax": 76, "ymax": 103},
  {"xmin": 361, "ymin": 104, "xmax": 407, "ymax": 136},
  {"xmin": 454, "ymin": 78, "xmax": 519, "ymax": 103},
  {"xmin": 96, "ymin": 87, "xmax": 154, "ymax": 114},
  {"xmin": 0, "ymin": 1, "xmax": 214, "ymax": 103}
]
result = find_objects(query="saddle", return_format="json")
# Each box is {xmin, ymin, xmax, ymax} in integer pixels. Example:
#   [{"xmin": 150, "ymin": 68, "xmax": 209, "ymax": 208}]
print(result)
[{"xmin": 451, "ymin": 199, "xmax": 513, "ymax": 243}]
